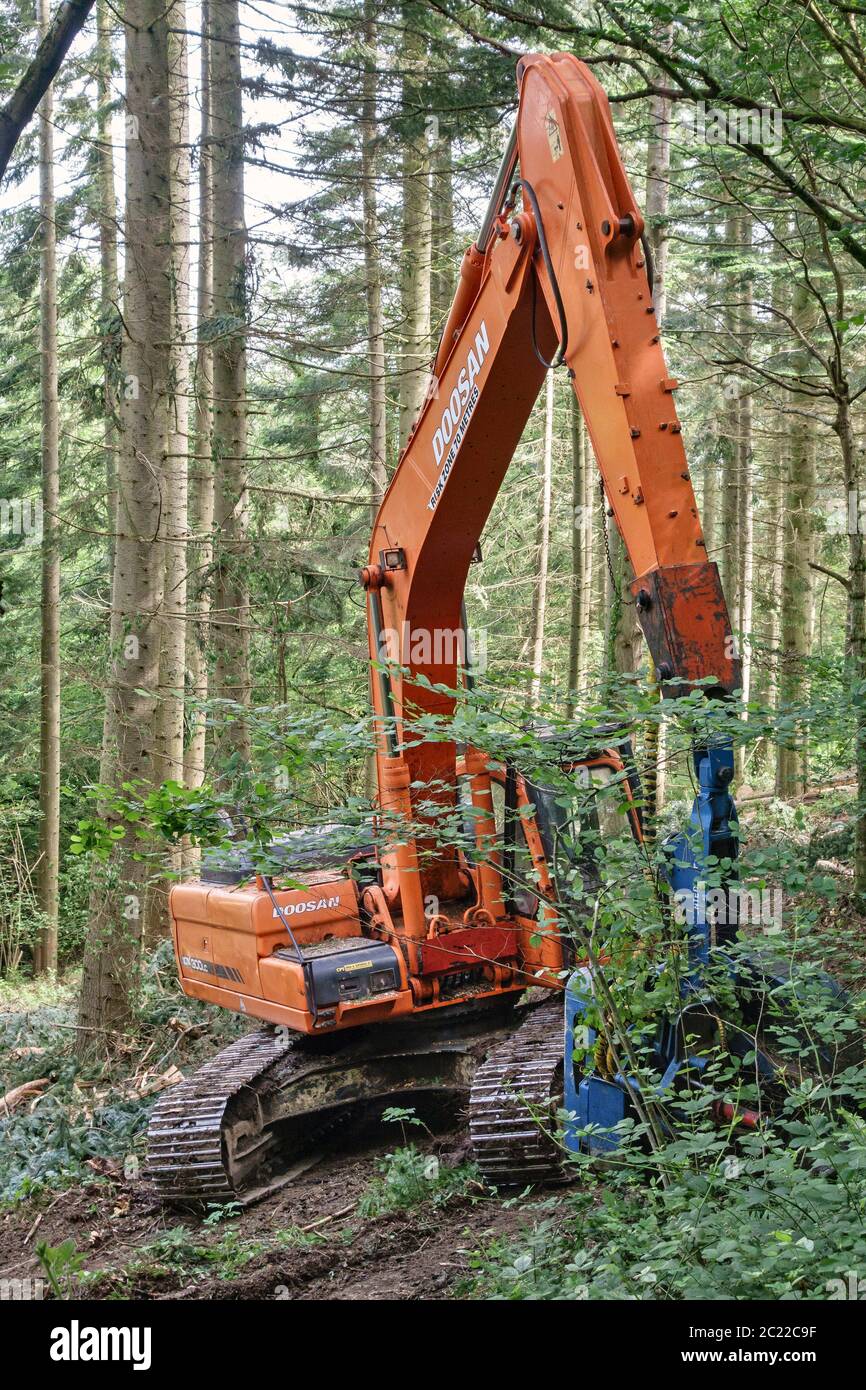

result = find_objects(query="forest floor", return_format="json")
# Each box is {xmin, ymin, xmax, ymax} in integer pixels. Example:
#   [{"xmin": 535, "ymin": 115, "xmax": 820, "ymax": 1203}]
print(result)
[
  {"xmin": 2, "ymin": 784, "xmax": 865, "ymax": 1301},
  {"xmin": 0, "ymin": 960, "xmax": 556, "ymax": 1302},
  {"xmin": 0, "ymin": 1123, "xmax": 550, "ymax": 1300}
]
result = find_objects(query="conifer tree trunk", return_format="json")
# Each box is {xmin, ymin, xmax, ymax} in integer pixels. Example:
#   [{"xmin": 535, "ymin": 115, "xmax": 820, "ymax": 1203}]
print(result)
[
  {"xmin": 78, "ymin": 0, "xmax": 172, "ymax": 1044},
  {"xmin": 832, "ymin": 396, "xmax": 866, "ymax": 890},
  {"xmin": 721, "ymin": 210, "xmax": 741, "ymax": 630},
  {"xmin": 146, "ymin": 1, "xmax": 190, "ymax": 939},
  {"xmin": 161, "ymin": 2, "xmax": 190, "ymax": 793},
  {"xmin": 185, "ymin": 1, "xmax": 214, "ymax": 808},
  {"xmin": 36, "ymin": 0, "xmax": 60, "ymax": 975},
  {"xmin": 430, "ymin": 128, "xmax": 454, "ymax": 330},
  {"xmin": 702, "ymin": 458, "xmax": 719, "ymax": 555},
  {"xmin": 94, "ymin": 0, "xmax": 122, "ymax": 810},
  {"xmin": 580, "ymin": 414, "xmax": 595, "ymax": 687},
  {"xmin": 605, "ymin": 525, "xmax": 640, "ymax": 678},
  {"xmin": 362, "ymin": 0, "xmax": 387, "ymax": 510},
  {"xmin": 96, "ymin": 0, "xmax": 119, "ymax": 581},
  {"xmin": 776, "ymin": 275, "xmax": 816, "ymax": 796},
  {"xmin": 211, "ymin": 0, "xmax": 250, "ymax": 757},
  {"xmin": 731, "ymin": 217, "xmax": 754, "ymax": 781},
  {"xmin": 643, "ymin": 52, "xmax": 672, "ymax": 813},
  {"xmin": 737, "ymin": 219, "xmax": 754, "ymax": 714},
  {"xmin": 645, "ymin": 34, "xmax": 672, "ymax": 322},
  {"xmin": 397, "ymin": 9, "xmax": 431, "ymax": 450},
  {"xmin": 528, "ymin": 373, "xmax": 554, "ymax": 708},
  {"xmin": 764, "ymin": 448, "xmax": 784, "ymax": 755},
  {"xmin": 567, "ymin": 396, "xmax": 587, "ymax": 715}
]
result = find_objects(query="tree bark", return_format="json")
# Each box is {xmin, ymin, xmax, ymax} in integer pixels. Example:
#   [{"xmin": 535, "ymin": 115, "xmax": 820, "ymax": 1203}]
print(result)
[
  {"xmin": 528, "ymin": 373, "xmax": 554, "ymax": 708},
  {"xmin": 0, "ymin": 0, "xmax": 96, "ymax": 180},
  {"xmin": 643, "ymin": 41, "xmax": 673, "ymax": 813},
  {"xmin": 833, "ymin": 396, "xmax": 866, "ymax": 891},
  {"xmin": 78, "ymin": 0, "xmax": 171, "ymax": 1045},
  {"xmin": 734, "ymin": 217, "xmax": 754, "ymax": 780},
  {"xmin": 720, "ymin": 209, "xmax": 741, "ymax": 630},
  {"xmin": 776, "ymin": 275, "xmax": 816, "ymax": 797},
  {"xmin": 580, "ymin": 408, "xmax": 595, "ymax": 689},
  {"xmin": 566, "ymin": 395, "xmax": 587, "ymax": 715},
  {"xmin": 361, "ymin": 0, "xmax": 387, "ymax": 512},
  {"xmin": 95, "ymin": 0, "xmax": 119, "ymax": 581},
  {"xmin": 35, "ymin": 0, "xmax": 60, "ymax": 975},
  {"xmin": 210, "ymin": 0, "xmax": 250, "ymax": 758},
  {"xmin": 702, "ymin": 456, "xmax": 718, "ymax": 556},
  {"xmin": 397, "ymin": 9, "xmax": 431, "ymax": 451},
  {"xmin": 185, "ymin": 0, "xmax": 214, "ymax": 815},
  {"xmin": 145, "ymin": 1, "xmax": 190, "ymax": 940},
  {"xmin": 762, "ymin": 446, "xmax": 784, "ymax": 769},
  {"xmin": 430, "ymin": 128, "xmax": 454, "ymax": 331},
  {"xmin": 93, "ymin": 0, "xmax": 122, "ymax": 815},
  {"xmin": 645, "ymin": 29, "xmax": 672, "ymax": 323},
  {"xmin": 605, "ymin": 524, "xmax": 640, "ymax": 678}
]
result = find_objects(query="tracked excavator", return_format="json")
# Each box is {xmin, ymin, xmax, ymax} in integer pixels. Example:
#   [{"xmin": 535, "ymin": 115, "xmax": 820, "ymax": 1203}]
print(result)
[{"xmin": 146, "ymin": 52, "xmax": 749, "ymax": 1203}]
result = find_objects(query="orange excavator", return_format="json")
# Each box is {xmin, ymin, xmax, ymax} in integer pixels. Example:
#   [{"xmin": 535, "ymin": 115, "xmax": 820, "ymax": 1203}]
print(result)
[{"xmin": 146, "ymin": 53, "xmax": 739, "ymax": 1202}]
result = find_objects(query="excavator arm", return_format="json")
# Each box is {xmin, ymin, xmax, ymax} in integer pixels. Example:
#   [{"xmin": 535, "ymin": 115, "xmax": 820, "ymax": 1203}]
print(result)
[{"xmin": 360, "ymin": 53, "xmax": 740, "ymax": 934}]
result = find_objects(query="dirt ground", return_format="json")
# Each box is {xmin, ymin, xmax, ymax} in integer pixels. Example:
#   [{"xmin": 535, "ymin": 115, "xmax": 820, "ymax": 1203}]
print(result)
[{"xmin": 0, "ymin": 1131, "xmax": 540, "ymax": 1301}]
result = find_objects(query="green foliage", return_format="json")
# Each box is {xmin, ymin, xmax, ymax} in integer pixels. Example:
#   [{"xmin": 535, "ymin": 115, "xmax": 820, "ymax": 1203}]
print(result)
[
  {"xmin": 36, "ymin": 1238, "xmax": 85, "ymax": 1300},
  {"xmin": 464, "ymin": 1111, "xmax": 866, "ymax": 1301},
  {"xmin": 85, "ymin": 1223, "xmax": 275, "ymax": 1295},
  {"xmin": 457, "ymin": 788, "xmax": 866, "ymax": 1300},
  {"xmin": 358, "ymin": 1145, "xmax": 483, "ymax": 1218},
  {"xmin": 203, "ymin": 1200, "xmax": 243, "ymax": 1226},
  {"xmin": 0, "ymin": 946, "xmax": 245, "ymax": 1204}
]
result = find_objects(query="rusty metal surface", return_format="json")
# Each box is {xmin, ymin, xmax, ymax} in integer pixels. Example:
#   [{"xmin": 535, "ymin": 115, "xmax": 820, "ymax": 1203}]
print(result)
[{"xmin": 632, "ymin": 560, "xmax": 740, "ymax": 696}]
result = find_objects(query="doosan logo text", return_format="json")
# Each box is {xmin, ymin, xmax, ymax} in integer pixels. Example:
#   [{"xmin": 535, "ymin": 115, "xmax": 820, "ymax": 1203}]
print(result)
[
  {"xmin": 50, "ymin": 1320, "xmax": 152, "ymax": 1371},
  {"xmin": 272, "ymin": 894, "xmax": 341, "ymax": 918},
  {"xmin": 428, "ymin": 321, "xmax": 489, "ymax": 509}
]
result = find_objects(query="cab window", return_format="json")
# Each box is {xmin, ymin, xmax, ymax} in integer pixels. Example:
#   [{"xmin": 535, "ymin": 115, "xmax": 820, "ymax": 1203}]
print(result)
[{"xmin": 457, "ymin": 772, "xmax": 539, "ymax": 918}]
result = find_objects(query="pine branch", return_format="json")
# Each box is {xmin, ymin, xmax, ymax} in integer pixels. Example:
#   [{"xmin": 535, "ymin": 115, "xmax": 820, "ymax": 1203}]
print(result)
[{"xmin": 0, "ymin": 0, "xmax": 96, "ymax": 181}]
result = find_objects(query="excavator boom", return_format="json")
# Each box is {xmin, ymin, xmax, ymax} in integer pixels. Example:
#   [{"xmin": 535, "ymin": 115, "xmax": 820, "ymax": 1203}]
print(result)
[{"xmin": 362, "ymin": 52, "xmax": 739, "ymax": 930}]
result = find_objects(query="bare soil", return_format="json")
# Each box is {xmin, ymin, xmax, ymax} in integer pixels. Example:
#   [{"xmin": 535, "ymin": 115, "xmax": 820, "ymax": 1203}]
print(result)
[{"xmin": 0, "ymin": 1133, "xmax": 540, "ymax": 1301}]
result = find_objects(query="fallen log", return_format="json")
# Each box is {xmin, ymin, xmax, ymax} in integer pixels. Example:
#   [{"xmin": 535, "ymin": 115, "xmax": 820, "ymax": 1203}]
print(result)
[{"xmin": 1, "ymin": 1077, "xmax": 49, "ymax": 1115}]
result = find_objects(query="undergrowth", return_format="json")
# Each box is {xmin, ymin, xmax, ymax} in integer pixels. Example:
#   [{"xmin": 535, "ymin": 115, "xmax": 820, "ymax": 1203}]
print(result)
[
  {"xmin": 0, "ymin": 941, "xmax": 245, "ymax": 1205},
  {"xmin": 358, "ymin": 1144, "xmax": 484, "ymax": 1217},
  {"xmin": 458, "ymin": 792, "xmax": 866, "ymax": 1301}
]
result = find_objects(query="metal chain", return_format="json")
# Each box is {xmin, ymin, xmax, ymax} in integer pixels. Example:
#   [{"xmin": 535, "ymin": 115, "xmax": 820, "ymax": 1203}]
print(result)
[
  {"xmin": 599, "ymin": 479, "xmax": 635, "ymax": 609},
  {"xmin": 600, "ymin": 478, "xmax": 617, "ymax": 592}
]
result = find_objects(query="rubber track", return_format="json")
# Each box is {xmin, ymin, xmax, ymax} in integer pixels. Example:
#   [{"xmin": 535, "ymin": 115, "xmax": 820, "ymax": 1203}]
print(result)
[
  {"xmin": 146, "ymin": 1029, "xmax": 291, "ymax": 1201},
  {"xmin": 469, "ymin": 1001, "xmax": 568, "ymax": 1186}
]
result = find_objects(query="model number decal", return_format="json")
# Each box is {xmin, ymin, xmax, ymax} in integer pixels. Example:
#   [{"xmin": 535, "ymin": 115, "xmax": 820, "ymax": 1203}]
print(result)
[{"xmin": 181, "ymin": 955, "xmax": 243, "ymax": 984}]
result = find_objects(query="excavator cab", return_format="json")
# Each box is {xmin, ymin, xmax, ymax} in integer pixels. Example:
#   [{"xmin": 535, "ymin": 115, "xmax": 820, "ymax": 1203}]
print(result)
[{"xmin": 457, "ymin": 741, "xmax": 643, "ymax": 935}]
